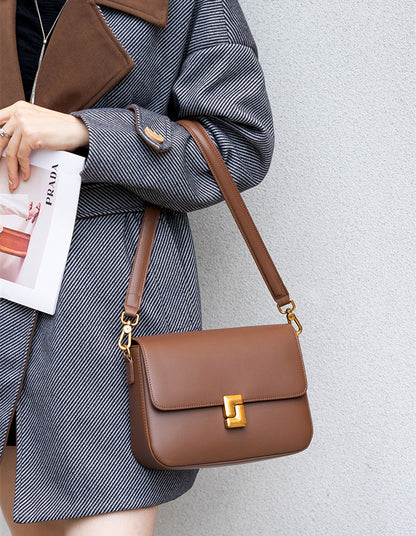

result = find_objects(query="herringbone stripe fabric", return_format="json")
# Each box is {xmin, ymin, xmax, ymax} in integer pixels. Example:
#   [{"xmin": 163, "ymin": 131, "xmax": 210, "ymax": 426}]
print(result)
[{"xmin": 0, "ymin": 0, "xmax": 275, "ymax": 523}]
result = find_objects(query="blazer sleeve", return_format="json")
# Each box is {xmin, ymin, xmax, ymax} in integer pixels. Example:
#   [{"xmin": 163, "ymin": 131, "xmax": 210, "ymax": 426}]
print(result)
[{"xmin": 70, "ymin": 0, "xmax": 275, "ymax": 213}]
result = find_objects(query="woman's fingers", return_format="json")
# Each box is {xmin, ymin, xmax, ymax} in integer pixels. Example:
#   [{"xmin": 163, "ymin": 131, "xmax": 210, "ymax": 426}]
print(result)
[
  {"xmin": 0, "ymin": 103, "xmax": 14, "ymax": 126},
  {"xmin": 0, "ymin": 103, "xmax": 42, "ymax": 189},
  {"xmin": 5, "ymin": 128, "xmax": 22, "ymax": 192},
  {"xmin": 17, "ymin": 137, "xmax": 32, "ymax": 182},
  {"xmin": 0, "ymin": 100, "xmax": 89, "ymax": 191}
]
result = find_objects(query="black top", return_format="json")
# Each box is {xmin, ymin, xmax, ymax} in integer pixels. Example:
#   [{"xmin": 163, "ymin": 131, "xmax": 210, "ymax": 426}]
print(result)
[{"xmin": 16, "ymin": 0, "xmax": 67, "ymax": 101}]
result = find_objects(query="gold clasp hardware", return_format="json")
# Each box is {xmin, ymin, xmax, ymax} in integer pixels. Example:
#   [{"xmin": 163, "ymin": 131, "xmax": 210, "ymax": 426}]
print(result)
[
  {"xmin": 223, "ymin": 394, "xmax": 247, "ymax": 429},
  {"xmin": 277, "ymin": 299, "xmax": 302, "ymax": 336},
  {"xmin": 118, "ymin": 311, "xmax": 139, "ymax": 359}
]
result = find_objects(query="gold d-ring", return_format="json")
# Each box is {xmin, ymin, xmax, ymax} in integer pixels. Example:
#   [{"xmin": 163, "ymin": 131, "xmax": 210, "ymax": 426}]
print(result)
[
  {"xmin": 277, "ymin": 299, "xmax": 302, "ymax": 336},
  {"xmin": 118, "ymin": 311, "xmax": 140, "ymax": 357}
]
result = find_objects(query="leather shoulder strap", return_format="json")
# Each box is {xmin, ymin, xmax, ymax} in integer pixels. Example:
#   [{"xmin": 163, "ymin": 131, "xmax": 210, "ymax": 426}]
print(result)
[
  {"xmin": 123, "ymin": 119, "xmax": 291, "ymax": 318},
  {"xmin": 123, "ymin": 203, "xmax": 161, "ymax": 317}
]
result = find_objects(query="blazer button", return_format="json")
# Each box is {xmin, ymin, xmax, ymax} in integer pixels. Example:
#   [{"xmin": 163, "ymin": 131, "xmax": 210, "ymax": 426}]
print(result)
[{"xmin": 144, "ymin": 126, "xmax": 164, "ymax": 143}]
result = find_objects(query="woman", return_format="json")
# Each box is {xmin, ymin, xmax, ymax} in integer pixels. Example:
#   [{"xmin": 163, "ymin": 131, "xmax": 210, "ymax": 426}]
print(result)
[{"xmin": 0, "ymin": 0, "xmax": 275, "ymax": 534}]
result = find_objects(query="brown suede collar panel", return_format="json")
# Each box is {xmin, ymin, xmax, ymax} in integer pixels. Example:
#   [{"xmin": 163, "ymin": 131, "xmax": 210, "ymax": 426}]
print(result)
[{"xmin": 0, "ymin": 0, "xmax": 170, "ymax": 113}]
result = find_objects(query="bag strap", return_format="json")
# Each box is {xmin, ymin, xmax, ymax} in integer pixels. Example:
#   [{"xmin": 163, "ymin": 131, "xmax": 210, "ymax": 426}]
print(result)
[{"xmin": 120, "ymin": 119, "xmax": 302, "ymax": 338}]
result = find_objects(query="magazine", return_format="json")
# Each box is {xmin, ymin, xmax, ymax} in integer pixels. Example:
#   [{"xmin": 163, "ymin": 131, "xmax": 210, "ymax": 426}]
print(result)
[{"xmin": 0, "ymin": 149, "xmax": 84, "ymax": 314}]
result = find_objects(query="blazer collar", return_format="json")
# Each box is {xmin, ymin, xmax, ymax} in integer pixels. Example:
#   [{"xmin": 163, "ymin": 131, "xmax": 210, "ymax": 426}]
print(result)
[
  {"xmin": 0, "ymin": 0, "xmax": 170, "ymax": 113},
  {"xmin": 98, "ymin": 0, "xmax": 169, "ymax": 27}
]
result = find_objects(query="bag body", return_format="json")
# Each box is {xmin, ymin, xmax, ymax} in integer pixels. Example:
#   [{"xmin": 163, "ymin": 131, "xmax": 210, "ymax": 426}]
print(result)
[{"xmin": 126, "ymin": 323, "xmax": 313, "ymax": 470}]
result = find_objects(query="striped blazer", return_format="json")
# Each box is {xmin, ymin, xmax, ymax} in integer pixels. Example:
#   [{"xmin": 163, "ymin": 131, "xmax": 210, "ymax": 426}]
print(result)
[{"xmin": 0, "ymin": 0, "xmax": 274, "ymax": 524}]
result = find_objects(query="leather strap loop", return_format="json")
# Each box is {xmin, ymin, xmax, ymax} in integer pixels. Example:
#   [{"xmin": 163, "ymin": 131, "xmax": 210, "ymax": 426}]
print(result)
[{"xmin": 123, "ymin": 119, "xmax": 291, "ymax": 317}]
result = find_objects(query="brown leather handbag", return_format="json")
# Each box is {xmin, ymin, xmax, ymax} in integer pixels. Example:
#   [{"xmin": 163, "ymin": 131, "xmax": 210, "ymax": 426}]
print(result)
[{"xmin": 118, "ymin": 119, "xmax": 313, "ymax": 470}]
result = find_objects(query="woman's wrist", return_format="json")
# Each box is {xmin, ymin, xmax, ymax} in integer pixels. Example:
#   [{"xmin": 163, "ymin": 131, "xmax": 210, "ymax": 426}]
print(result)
[{"xmin": 68, "ymin": 116, "xmax": 89, "ymax": 150}]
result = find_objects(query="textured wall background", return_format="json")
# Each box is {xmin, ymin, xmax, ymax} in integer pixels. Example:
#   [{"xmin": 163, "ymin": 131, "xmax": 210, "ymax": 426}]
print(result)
[{"xmin": 1, "ymin": 0, "xmax": 414, "ymax": 535}]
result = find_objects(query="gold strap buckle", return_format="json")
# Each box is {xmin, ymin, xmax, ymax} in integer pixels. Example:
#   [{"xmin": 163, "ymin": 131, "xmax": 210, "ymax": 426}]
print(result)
[
  {"xmin": 277, "ymin": 299, "xmax": 302, "ymax": 336},
  {"xmin": 118, "ymin": 311, "xmax": 139, "ymax": 359}
]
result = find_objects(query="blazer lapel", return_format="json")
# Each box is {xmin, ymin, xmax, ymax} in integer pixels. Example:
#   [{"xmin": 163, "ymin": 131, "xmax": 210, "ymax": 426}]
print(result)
[
  {"xmin": 0, "ymin": 0, "xmax": 170, "ymax": 114},
  {"xmin": 0, "ymin": 0, "xmax": 25, "ymax": 109}
]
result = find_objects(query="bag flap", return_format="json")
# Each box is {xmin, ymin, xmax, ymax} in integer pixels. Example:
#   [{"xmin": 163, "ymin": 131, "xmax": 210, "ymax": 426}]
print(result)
[{"xmin": 131, "ymin": 323, "xmax": 307, "ymax": 411}]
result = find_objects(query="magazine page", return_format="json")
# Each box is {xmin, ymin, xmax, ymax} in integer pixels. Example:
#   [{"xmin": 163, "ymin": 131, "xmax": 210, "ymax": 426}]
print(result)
[{"xmin": 0, "ymin": 149, "xmax": 84, "ymax": 314}]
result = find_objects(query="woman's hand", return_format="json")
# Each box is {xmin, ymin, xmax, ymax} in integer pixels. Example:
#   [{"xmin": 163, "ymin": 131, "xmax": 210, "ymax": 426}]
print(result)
[{"xmin": 0, "ymin": 101, "xmax": 89, "ymax": 192}]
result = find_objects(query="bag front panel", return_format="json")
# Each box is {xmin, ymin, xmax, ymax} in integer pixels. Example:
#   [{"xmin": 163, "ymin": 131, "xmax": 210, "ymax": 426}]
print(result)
[{"xmin": 128, "ymin": 324, "xmax": 313, "ymax": 469}]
